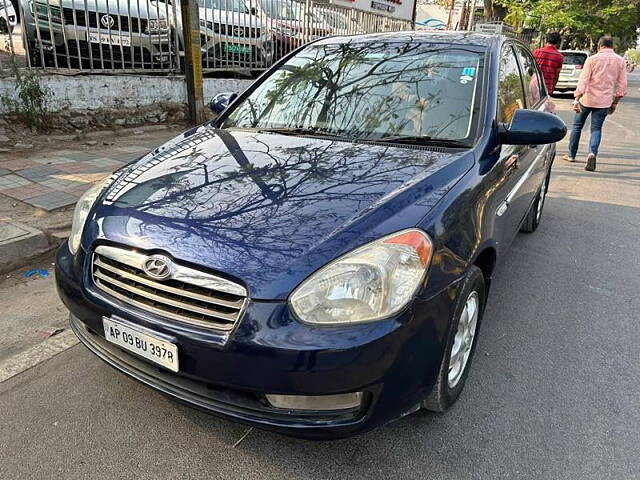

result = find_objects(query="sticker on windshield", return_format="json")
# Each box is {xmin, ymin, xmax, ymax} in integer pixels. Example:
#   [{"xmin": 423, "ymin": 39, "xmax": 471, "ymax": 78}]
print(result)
[{"xmin": 459, "ymin": 67, "xmax": 476, "ymax": 84}]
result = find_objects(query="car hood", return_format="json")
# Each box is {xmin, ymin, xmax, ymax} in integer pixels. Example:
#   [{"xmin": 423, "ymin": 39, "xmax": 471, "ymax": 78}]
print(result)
[
  {"xmin": 199, "ymin": 8, "xmax": 264, "ymax": 28},
  {"xmin": 47, "ymin": 0, "xmax": 166, "ymax": 18},
  {"xmin": 89, "ymin": 127, "xmax": 473, "ymax": 299}
]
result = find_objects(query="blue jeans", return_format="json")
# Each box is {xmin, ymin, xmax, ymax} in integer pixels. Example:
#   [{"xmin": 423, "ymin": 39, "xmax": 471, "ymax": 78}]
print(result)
[{"xmin": 568, "ymin": 105, "xmax": 609, "ymax": 158}]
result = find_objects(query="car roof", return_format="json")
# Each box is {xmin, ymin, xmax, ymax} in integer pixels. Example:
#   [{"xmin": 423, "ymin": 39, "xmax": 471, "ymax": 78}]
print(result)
[
  {"xmin": 560, "ymin": 50, "xmax": 590, "ymax": 55},
  {"xmin": 313, "ymin": 30, "xmax": 499, "ymax": 48}
]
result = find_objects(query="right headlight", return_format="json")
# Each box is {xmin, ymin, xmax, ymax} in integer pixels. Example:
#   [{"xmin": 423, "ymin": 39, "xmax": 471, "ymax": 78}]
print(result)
[
  {"xmin": 68, "ymin": 176, "xmax": 112, "ymax": 255},
  {"xmin": 289, "ymin": 229, "xmax": 433, "ymax": 326}
]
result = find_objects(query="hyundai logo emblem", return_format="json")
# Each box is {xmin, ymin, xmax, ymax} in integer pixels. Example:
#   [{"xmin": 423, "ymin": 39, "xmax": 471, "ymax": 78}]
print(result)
[
  {"xmin": 233, "ymin": 27, "xmax": 244, "ymax": 37},
  {"xmin": 142, "ymin": 255, "xmax": 172, "ymax": 280},
  {"xmin": 100, "ymin": 14, "xmax": 115, "ymax": 29}
]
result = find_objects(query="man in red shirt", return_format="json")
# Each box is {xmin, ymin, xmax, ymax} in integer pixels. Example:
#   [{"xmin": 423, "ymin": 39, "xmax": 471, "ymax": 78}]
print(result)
[{"xmin": 532, "ymin": 32, "xmax": 564, "ymax": 94}]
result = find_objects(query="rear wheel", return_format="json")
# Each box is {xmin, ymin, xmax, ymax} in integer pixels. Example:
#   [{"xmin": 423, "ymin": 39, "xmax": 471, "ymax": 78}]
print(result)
[{"xmin": 422, "ymin": 265, "xmax": 485, "ymax": 412}]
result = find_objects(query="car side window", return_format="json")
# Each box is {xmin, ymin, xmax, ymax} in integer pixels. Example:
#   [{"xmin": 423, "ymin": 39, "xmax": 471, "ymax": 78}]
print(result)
[
  {"xmin": 514, "ymin": 46, "xmax": 545, "ymax": 107},
  {"xmin": 497, "ymin": 46, "xmax": 525, "ymax": 123}
]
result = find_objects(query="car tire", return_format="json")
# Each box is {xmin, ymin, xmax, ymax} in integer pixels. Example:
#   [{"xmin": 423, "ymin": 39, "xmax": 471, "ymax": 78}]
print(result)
[
  {"xmin": 422, "ymin": 265, "xmax": 486, "ymax": 412},
  {"xmin": 520, "ymin": 169, "xmax": 550, "ymax": 233},
  {"xmin": 0, "ymin": 18, "xmax": 10, "ymax": 34}
]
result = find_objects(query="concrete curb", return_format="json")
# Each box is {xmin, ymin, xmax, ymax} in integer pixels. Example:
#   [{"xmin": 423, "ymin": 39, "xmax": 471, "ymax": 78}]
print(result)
[
  {"xmin": 0, "ymin": 329, "xmax": 79, "ymax": 384},
  {"xmin": 0, "ymin": 219, "xmax": 52, "ymax": 274}
]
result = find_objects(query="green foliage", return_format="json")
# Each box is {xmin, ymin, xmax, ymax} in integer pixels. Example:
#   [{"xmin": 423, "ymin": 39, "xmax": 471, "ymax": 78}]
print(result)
[
  {"xmin": 490, "ymin": 0, "xmax": 640, "ymax": 50},
  {"xmin": 626, "ymin": 49, "xmax": 640, "ymax": 64},
  {"xmin": 0, "ymin": 69, "xmax": 52, "ymax": 130}
]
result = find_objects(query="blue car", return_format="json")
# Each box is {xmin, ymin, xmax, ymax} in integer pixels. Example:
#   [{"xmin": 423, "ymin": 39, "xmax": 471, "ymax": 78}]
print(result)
[{"xmin": 55, "ymin": 31, "xmax": 566, "ymax": 439}]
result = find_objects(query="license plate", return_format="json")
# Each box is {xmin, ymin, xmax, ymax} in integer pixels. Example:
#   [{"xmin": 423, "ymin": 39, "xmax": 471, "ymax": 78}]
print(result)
[
  {"xmin": 224, "ymin": 44, "xmax": 250, "ymax": 54},
  {"xmin": 88, "ymin": 32, "xmax": 131, "ymax": 47},
  {"xmin": 103, "ymin": 317, "xmax": 179, "ymax": 372}
]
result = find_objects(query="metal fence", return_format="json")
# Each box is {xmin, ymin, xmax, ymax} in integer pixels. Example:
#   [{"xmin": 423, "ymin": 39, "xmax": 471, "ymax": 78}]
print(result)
[{"xmin": 0, "ymin": 0, "xmax": 413, "ymax": 75}]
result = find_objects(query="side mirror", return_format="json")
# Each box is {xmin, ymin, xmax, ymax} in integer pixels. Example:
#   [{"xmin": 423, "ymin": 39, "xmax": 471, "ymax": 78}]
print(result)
[
  {"xmin": 500, "ymin": 109, "xmax": 567, "ymax": 145},
  {"xmin": 208, "ymin": 92, "xmax": 238, "ymax": 114}
]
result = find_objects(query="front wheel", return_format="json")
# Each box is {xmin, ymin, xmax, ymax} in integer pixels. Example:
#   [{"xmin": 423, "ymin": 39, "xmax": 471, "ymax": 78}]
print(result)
[{"xmin": 422, "ymin": 265, "xmax": 486, "ymax": 412}]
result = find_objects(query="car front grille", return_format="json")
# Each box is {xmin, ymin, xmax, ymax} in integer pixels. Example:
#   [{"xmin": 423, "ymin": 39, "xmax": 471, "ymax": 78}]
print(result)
[
  {"xmin": 200, "ymin": 20, "xmax": 261, "ymax": 38},
  {"xmin": 58, "ymin": 8, "xmax": 149, "ymax": 33},
  {"xmin": 92, "ymin": 245, "xmax": 247, "ymax": 331}
]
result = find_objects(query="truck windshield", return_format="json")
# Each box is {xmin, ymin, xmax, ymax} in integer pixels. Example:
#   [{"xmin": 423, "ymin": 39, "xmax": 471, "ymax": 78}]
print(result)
[{"xmin": 222, "ymin": 42, "xmax": 483, "ymax": 142}]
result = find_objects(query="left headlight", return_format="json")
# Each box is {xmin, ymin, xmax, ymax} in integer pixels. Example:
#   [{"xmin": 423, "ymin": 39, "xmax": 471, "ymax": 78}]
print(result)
[
  {"xmin": 68, "ymin": 177, "xmax": 112, "ymax": 255},
  {"xmin": 289, "ymin": 229, "xmax": 433, "ymax": 326}
]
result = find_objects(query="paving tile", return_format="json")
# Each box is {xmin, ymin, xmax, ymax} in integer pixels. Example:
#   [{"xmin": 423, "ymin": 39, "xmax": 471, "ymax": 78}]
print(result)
[
  {"xmin": 0, "ymin": 174, "xmax": 33, "ymax": 190},
  {"xmin": 116, "ymin": 145, "xmax": 151, "ymax": 153},
  {"xmin": 25, "ymin": 191, "xmax": 79, "ymax": 211},
  {"xmin": 0, "ymin": 184, "xmax": 56, "ymax": 200},
  {"xmin": 47, "ymin": 150, "xmax": 84, "ymax": 157},
  {"xmin": 39, "ymin": 178, "xmax": 86, "ymax": 191},
  {"xmin": 52, "ymin": 162, "xmax": 88, "ymax": 173},
  {"xmin": 86, "ymin": 158, "xmax": 124, "ymax": 168},
  {"xmin": 59, "ymin": 183, "xmax": 92, "ymax": 196},
  {"xmin": 58, "ymin": 173, "xmax": 107, "ymax": 184},
  {"xmin": 110, "ymin": 152, "xmax": 141, "ymax": 162},
  {"xmin": 15, "ymin": 165, "xmax": 63, "ymax": 182},
  {"xmin": 57, "ymin": 151, "xmax": 103, "ymax": 161},
  {"xmin": 0, "ymin": 159, "xmax": 38, "ymax": 171},
  {"xmin": 32, "ymin": 157, "xmax": 79, "ymax": 165},
  {"xmin": 0, "ymin": 168, "xmax": 11, "ymax": 176}
]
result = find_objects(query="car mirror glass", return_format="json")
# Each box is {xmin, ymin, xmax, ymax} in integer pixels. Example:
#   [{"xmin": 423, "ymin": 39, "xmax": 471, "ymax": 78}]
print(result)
[{"xmin": 209, "ymin": 92, "xmax": 238, "ymax": 114}]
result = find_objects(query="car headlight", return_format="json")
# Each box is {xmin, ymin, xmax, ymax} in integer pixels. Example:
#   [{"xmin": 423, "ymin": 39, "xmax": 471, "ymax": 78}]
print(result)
[
  {"xmin": 68, "ymin": 177, "xmax": 112, "ymax": 255},
  {"xmin": 289, "ymin": 229, "xmax": 433, "ymax": 325},
  {"xmin": 147, "ymin": 19, "xmax": 168, "ymax": 33}
]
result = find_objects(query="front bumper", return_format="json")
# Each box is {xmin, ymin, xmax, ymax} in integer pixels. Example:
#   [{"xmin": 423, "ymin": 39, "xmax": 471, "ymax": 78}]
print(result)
[
  {"xmin": 56, "ymin": 241, "xmax": 458, "ymax": 439},
  {"xmin": 200, "ymin": 33, "xmax": 273, "ymax": 68},
  {"xmin": 28, "ymin": 22, "xmax": 172, "ymax": 67}
]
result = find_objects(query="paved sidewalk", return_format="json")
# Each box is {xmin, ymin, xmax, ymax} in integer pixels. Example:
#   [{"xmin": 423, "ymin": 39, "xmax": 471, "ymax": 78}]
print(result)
[{"xmin": 0, "ymin": 137, "xmax": 164, "ymax": 211}]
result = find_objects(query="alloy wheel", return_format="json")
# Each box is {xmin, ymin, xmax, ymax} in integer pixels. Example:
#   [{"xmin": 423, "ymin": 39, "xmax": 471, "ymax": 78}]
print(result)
[{"xmin": 448, "ymin": 291, "xmax": 480, "ymax": 388}]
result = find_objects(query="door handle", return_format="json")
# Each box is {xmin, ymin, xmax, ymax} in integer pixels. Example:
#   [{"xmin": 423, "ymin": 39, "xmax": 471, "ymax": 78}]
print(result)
[{"xmin": 496, "ymin": 200, "xmax": 509, "ymax": 217}]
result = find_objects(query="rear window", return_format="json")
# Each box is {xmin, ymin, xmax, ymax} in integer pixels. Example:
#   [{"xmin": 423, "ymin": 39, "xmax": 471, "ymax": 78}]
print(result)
[{"xmin": 563, "ymin": 53, "xmax": 587, "ymax": 66}]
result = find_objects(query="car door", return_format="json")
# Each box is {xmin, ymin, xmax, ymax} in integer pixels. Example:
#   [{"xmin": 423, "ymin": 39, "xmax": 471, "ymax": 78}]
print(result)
[
  {"xmin": 512, "ymin": 44, "xmax": 552, "ymax": 213},
  {"xmin": 492, "ymin": 44, "xmax": 537, "ymax": 253}
]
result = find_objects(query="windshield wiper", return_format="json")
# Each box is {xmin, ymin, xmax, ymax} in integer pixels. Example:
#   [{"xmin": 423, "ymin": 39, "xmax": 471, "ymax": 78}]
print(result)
[
  {"xmin": 374, "ymin": 136, "xmax": 470, "ymax": 148},
  {"xmin": 256, "ymin": 127, "xmax": 347, "ymax": 140}
]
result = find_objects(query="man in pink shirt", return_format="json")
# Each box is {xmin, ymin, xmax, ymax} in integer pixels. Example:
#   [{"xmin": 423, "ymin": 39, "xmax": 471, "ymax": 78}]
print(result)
[{"xmin": 564, "ymin": 36, "xmax": 628, "ymax": 171}]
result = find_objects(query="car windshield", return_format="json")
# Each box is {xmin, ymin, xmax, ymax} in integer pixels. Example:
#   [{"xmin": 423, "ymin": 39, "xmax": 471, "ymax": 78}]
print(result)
[
  {"xmin": 222, "ymin": 42, "xmax": 483, "ymax": 142},
  {"xmin": 198, "ymin": 0, "xmax": 248, "ymax": 12},
  {"xmin": 563, "ymin": 53, "xmax": 587, "ymax": 66},
  {"xmin": 261, "ymin": 0, "xmax": 303, "ymax": 20}
]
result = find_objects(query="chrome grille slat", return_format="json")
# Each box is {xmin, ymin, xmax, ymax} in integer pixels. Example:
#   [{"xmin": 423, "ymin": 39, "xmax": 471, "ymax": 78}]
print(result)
[
  {"xmin": 94, "ymin": 271, "xmax": 238, "ymax": 321},
  {"xmin": 91, "ymin": 245, "xmax": 247, "ymax": 331},
  {"xmin": 94, "ymin": 257, "xmax": 244, "ymax": 309}
]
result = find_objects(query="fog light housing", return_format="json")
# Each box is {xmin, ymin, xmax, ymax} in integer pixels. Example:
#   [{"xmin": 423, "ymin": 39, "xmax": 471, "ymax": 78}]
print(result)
[{"xmin": 265, "ymin": 392, "xmax": 363, "ymax": 411}]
